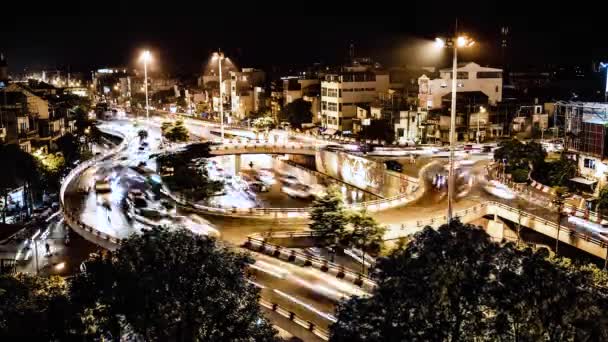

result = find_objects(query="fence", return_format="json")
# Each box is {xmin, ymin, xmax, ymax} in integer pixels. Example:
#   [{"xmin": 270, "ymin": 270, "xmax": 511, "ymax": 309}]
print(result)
[
  {"xmin": 245, "ymin": 234, "xmax": 377, "ymax": 290},
  {"xmin": 259, "ymin": 297, "xmax": 330, "ymax": 341}
]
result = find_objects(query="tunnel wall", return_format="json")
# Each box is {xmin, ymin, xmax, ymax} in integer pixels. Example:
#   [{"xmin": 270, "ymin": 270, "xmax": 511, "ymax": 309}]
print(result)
[{"xmin": 315, "ymin": 150, "xmax": 418, "ymax": 198}]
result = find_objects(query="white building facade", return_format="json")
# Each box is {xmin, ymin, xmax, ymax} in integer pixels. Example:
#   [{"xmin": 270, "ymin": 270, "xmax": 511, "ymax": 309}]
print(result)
[
  {"xmin": 418, "ymin": 62, "xmax": 502, "ymax": 109},
  {"xmin": 321, "ymin": 67, "xmax": 389, "ymax": 132}
]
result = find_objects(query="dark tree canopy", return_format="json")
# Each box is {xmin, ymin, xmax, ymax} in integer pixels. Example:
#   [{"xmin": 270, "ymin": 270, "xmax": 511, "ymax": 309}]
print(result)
[
  {"xmin": 309, "ymin": 186, "xmax": 349, "ymax": 244},
  {"xmin": 71, "ymin": 227, "xmax": 278, "ymax": 341},
  {"xmin": 359, "ymin": 119, "xmax": 395, "ymax": 144},
  {"xmin": 279, "ymin": 98, "xmax": 313, "ymax": 129},
  {"xmin": 0, "ymin": 274, "xmax": 71, "ymax": 340},
  {"xmin": 494, "ymin": 139, "xmax": 546, "ymax": 173},
  {"xmin": 330, "ymin": 221, "xmax": 608, "ymax": 342}
]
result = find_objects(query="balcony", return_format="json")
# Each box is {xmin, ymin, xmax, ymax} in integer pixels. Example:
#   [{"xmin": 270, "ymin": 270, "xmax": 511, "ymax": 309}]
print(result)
[{"xmin": 18, "ymin": 130, "xmax": 38, "ymax": 139}]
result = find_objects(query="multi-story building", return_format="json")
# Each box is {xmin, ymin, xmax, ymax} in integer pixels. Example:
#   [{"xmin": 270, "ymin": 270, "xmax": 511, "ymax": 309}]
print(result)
[
  {"xmin": 228, "ymin": 68, "xmax": 266, "ymax": 120},
  {"xmin": 283, "ymin": 77, "xmax": 320, "ymax": 105},
  {"xmin": 418, "ymin": 62, "xmax": 503, "ymax": 110},
  {"xmin": 0, "ymin": 83, "xmax": 77, "ymax": 151},
  {"xmin": 560, "ymin": 102, "xmax": 608, "ymax": 192},
  {"xmin": 321, "ymin": 66, "xmax": 389, "ymax": 133}
]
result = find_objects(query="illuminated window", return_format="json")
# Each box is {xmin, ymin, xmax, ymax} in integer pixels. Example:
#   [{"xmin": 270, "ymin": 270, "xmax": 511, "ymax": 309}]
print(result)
[{"xmin": 584, "ymin": 158, "xmax": 596, "ymax": 169}]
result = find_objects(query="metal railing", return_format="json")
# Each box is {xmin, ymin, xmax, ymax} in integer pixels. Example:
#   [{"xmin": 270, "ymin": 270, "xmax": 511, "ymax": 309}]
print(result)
[
  {"xmin": 259, "ymin": 297, "xmax": 330, "ymax": 341},
  {"xmin": 245, "ymin": 234, "xmax": 377, "ymax": 289},
  {"xmin": 385, "ymin": 200, "xmax": 608, "ymax": 251}
]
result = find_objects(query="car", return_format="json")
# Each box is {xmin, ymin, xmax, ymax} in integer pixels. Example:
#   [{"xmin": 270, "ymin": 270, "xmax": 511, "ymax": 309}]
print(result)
[
  {"xmin": 325, "ymin": 145, "xmax": 345, "ymax": 152},
  {"xmin": 282, "ymin": 184, "xmax": 312, "ymax": 198},
  {"xmin": 249, "ymin": 181, "xmax": 269, "ymax": 193},
  {"xmin": 138, "ymin": 146, "xmax": 145, "ymax": 151},
  {"xmin": 279, "ymin": 175, "xmax": 298, "ymax": 185},
  {"xmin": 94, "ymin": 179, "xmax": 111, "ymax": 193},
  {"xmin": 384, "ymin": 160, "xmax": 403, "ymax": 172}
]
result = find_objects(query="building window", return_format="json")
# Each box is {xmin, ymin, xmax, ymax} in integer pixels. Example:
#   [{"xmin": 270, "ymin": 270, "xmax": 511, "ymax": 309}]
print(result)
[
  {"xmin": 584, "ymin": 158, "xmax": 596, "ymax": 169},
  {"xmin": 321, "ymin": 87, "xmax": 327, "ymax": 96},
  {"xmin": 327, "ymin": 89, "xmax": 338, "ymax": 97},
  {"xmin": 495, "ymin": 85, "xmax": 499, "ymax": 92},
  {"xmin": 449, "ymin": 72, "xmax": 469, "ymax": 79},
  {"xmin": 339, "ymin": 103, "xmax": 342, "ymax": 111},
  {"xmin": 328, "ymin": 102, "xmax": 338, "ymax": 111},
  {"xmin": 321, "ymin": 101, "xmax": 327, "ymax": 110},
  {"xmin": 477, "ymin": 71, "xmax": 502, "ymax": 79}
]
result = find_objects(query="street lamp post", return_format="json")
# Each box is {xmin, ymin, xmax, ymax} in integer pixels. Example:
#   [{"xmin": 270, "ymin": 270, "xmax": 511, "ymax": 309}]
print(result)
[
  {"xmin": 212, "ymin": 51, "xmax": 226, "ymax": 140},
  {"xmin": 140, "ymin": 50, "xmax": 151, "ymax": 122},
  {"xmin": 32, "ymin": 229, "xmax": 40, "ymax": 274},
  {"xmin": 600, "ymin": 62, "xmax": 608, "ymax": 103},
  {"xmin": 436, "ymin": 29, "xmax": 475, "ymax": 222},
  {"xmin": 477, "ymin": 106, "xmax": 486, "ymax": 144}
]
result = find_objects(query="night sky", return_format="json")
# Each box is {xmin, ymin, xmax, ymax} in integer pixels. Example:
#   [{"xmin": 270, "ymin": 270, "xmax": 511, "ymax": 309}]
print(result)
[{"xmin": 2, "ymin": 12, "xmax": 607, "ymax": 75}]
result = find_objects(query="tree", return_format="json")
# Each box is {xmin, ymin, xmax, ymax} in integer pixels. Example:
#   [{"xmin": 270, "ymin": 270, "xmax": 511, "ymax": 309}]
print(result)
[
  {"xmin": 494, "ymin": 139, "xmax": 546, "ymax": 173},
  {"xmin": 156, "ymin": 144, "xmax": 222, "ymax": 202},
  {"xmin": 511, "ymin": 168, "xmax": 529, "ymax": 183},
  {"xmin": 163, "ymin": 120, "xmax": 189, "ymax": 142},
  {"xmin": 330, "ymin": 221, "xmax": 608, "ymax": 342},
  {"xmin": 278, "ymin": 98, "xmax": 312, "ymax": 129},
  {"xmin": 0, "ymin": 274, "xmax": 71, "ymax": 340},
  {"xmin": 137, "ymin": 129, "xmax": 148, "ymax": 142},
  {"xmin": 533, "ymin": 154, "xmax": 577, "ymax": 187},
  {"xmin": 0, "ymin": 144, "xmax": 41, "ymax": 218},
  {"xmin": 37, "ymin": 152, "xmax": 66, "ymax": 193},
  {"xmin": 359, "ymin": 119, "xmax": 395, "ymax": 144},
  {"xmin": 161, "ymin": 121, "xmax": 172, "ymax": 135},
  {"xmin": 309, "ymin": 186, "xmax": 349, "ymax": 245},
  {"xmin": 56, "ymin": 133, "xmax": 82, "ymax": 163},
  {"xmin": 597, "ymin": 185, "xmax": 608, "ymax": 214},
  {"xmin": 70, "ymin": 227, "xmax": 278, "ymax": 341},
  {"xmin": 252, "ymin": 116, "xmax": 274, "ymax": 138},
  {"xmin": 344, "ymin": 210, "xmax": 386, "ymax": 274}
]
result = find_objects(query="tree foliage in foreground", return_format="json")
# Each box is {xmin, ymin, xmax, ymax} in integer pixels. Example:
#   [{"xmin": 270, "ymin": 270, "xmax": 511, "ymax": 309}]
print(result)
[
  {"xmin": 0, "ymin": 274, "xmax": 71, "ymax": 340},
  {"xmin": 330, "ymin": 220, "xmax": 608, "ymax": 342},
  {"xmin": 70, "ymin": 227, "xmax": 278, "ymax": 341},
  {"xmin": 0, "ymin": 228, "xmax": 278, "ymax": 341}
]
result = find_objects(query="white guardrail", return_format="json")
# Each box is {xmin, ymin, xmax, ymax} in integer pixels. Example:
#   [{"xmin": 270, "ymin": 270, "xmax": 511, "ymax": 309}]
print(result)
[{"xmin": 60, "ymin": 128, "xmax": 130, "ymax": 250}]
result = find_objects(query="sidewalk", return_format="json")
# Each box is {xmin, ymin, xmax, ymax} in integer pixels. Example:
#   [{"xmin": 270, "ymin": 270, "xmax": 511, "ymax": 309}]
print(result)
[{"xmin": 17, "ymin": 217, "xmax": 99, "ymax": 276}]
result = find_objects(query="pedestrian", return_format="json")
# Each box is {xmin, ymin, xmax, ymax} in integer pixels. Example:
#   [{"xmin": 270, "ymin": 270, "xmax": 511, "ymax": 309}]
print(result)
[{"xmin": 45, "ymin": 242, "xmax": 51, "ymax": 256}]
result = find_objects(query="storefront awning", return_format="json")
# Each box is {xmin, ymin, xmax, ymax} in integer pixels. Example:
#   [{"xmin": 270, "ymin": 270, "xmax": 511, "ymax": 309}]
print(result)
[{"xmin": 570, "ymin": 177, "xmax": 597, "ymax": 185}]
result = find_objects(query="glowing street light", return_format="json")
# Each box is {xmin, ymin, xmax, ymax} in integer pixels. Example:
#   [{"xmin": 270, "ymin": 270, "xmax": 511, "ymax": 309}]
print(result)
[
  {"xmin": 436, "ymin": 25, "xmax": 476, "ymax": 222},
  {"xmin": 140, "ymin": 50, "xmax": 152, "ymax": 122}
]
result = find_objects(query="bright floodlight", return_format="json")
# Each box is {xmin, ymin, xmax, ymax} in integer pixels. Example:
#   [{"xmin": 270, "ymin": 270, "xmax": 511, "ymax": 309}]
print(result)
[
  {"xmin": 435, "ymin": 37, "xmax": 446, "ymax": 48},
  {"xmin": 140, "ymin": 50, "xmax": 151, "ymax": 62},
  {"xmin": 456, "ymin": 36, "xmax": 475, "ymax": 48},
  {"xmin": 456, "ymin": 36, "xmax": 467, "ymax": 47}
]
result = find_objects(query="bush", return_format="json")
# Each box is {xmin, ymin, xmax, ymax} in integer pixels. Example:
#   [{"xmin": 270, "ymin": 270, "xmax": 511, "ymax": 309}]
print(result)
[{"xmin": 511, "ymin": 168, "xmax": 529, "ymax": 183}]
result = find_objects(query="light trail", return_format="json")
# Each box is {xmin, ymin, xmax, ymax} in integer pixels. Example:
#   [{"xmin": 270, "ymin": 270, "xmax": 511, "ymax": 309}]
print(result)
[{"xmin": 273, "ymin": 289, "xmax": 337, "ymax": 323}]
